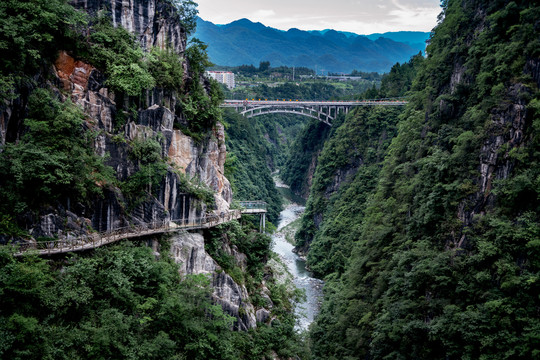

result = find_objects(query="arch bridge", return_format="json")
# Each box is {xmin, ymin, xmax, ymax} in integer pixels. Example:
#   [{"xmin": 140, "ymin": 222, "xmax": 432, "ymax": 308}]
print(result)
[{"xmin": 221, "ymin": 99, "xmax": 407, "ymax": 125}]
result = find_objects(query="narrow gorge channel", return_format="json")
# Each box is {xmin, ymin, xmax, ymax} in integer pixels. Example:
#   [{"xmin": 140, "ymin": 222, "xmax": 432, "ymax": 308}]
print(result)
[{"xmin": 271, "ymin": 180, "xmax": 324, "ymax": 330}]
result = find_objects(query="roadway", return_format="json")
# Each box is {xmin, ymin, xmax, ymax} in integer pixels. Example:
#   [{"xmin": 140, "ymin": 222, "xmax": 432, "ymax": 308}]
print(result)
[{"xmin": 221, "ymin": 99, "xmax": 408, "ymax": 107}]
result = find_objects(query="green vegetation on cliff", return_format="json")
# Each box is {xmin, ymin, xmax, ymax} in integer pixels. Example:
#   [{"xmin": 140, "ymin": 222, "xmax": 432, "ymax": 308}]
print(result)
[
  {"xmin": 0, "ymin": 0, "xmax": 223, "ymax": 230},
  {"xmin": 280, "ymin": 118, "xmax": 335, "ymax": 197},
  {"xmin": 295, "ymin": 105, "xmax": 404, "ymax": 277},
  {"xmin": 2, "ymin": 0, "xmax": 539, "ymax": 359},
  {"xmin": 299, "ymin": 1, "xmax": 540, "ymax": 358},
  {"xmin": 0, "ymin": 0, "xmax": 84, "ymax": 102},
  {"xmin": 0, "ymin": 240, "xmax": 308, "ymax": 359},
  {"xmin": 223, "ymin": 109, "xmax": 282, "ymax": 223},
  {"xmin": 0, "ymin": 89, "xmax": 114, "ymax": 219},
  {"xmin": 288, "ymin": 55, "xmax": 424, "ymax": 273},
  {"xmin": 0, "ymin": 244, "xmax": 236, "ymax": 359}
]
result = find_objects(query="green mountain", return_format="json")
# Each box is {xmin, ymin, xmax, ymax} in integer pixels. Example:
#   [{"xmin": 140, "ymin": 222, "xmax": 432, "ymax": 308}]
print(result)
[
  {"xmin": 365, "ymin": 30, "xmax": 430, "ymax": 52},
  {"xmin": 194, "ymin": 17, "xmax": 426, "ymax": 73},
  {"xmin": 281, "ymin": 0, "xmax": 540, "ymax": 358}
]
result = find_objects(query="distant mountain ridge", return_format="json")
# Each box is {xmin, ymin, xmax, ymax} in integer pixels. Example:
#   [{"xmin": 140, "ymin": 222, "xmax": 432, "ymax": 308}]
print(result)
[{"xmin": 194, "ymin": 18, "xmax": 430, "ymax": 73}]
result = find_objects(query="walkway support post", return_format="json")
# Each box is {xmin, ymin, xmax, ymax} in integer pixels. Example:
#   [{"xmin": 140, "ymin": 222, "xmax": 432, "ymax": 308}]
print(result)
[{"xmin": 258, "ymin": 213, "xmax": 266, "ymax": 233}]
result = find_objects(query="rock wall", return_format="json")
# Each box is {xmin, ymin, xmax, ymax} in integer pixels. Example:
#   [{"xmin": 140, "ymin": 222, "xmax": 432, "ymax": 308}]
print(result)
[
  {"xmin": 170, "ymin": 232, "xmax": 257, "ymax": 331},
  {"xmin": 168, "ymin": 123, "xmax": 232, "ymax": 212},
  {"xmin": 70, "ymin": 0, "xmax": 186, "ymax": 54},
  {"xmin": 0, "ymin": 0, "xmax": 258, "ymax": 335},
  {"xmin": 454, "ymin": 82, "xmax": 531, "ymax": 249},
  {"xmin": 8, "ymin": 0, "xmax": 231, "ymax": 238},
  {"xmin": 444, "ymin": 8, "xmax": 537, "ymax": 250},
  {"xmin": 302, "ymin": 150, "xmax": 320, "ymax": 199},
  {"xmin": 23, "ymin": 48, "xmax": 232, "ymax": 239}
]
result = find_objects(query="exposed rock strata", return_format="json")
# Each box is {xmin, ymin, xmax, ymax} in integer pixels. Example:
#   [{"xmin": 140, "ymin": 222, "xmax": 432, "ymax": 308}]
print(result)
[
  {"xmin": 70, "ymin": 0, "xmax": 186, "ymax": 54},
  {"xmin": 170, "ymin": 232, "xmax": 257, "ymax": 331},
  {"xmin": 454, "ymin": 83, "xmax": 530, "ymax": 249},
  {"xmin": 0, "ymin": 0, "xmax": 231, "ymax": 238},
  {"xmin": 24, "ymin": 49, "xmax": 231, "ymax": 238}
]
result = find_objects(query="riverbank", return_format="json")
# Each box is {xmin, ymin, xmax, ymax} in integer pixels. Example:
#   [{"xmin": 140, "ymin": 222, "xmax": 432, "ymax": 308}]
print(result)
[{"xmin": 271, "ymin": 177, "xmax": 323, "ymax": 330}]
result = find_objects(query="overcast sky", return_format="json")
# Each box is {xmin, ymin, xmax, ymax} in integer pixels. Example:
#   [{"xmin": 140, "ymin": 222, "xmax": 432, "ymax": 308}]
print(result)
[{"xmin": 198, "ymin": 0, "xmax": 442, "ymax": 34}]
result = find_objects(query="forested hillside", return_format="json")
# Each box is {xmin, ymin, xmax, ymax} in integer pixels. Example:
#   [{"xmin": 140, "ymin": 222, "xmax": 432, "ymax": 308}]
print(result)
[
  {"xmin": 223, "ymin": 109, "xmax": 283, "ymax": 222},
  {"xmin": 280, "ymin": 118, "xmax": 335, "ymax": 199},
  {"xmin": 289, "ymin": 56, "xmax": 423, "ymax": 277},
  {"xmin": 288, "ymin": 0, "xmax": 540, "ymax": 358},
  {"xmin": 1, "ymin": 0, "xmax": 539, "ymax": 358},
  {"xmin": 0, "ymin": 0, "xmax": 310, "ymax": 358},
  {"xmin": 195, "ymin": 17, "xmax": 422, "ymax": 73},
  {"xmin": 0, "ymin": 233, "xmax": 309, "ymax": 359}
]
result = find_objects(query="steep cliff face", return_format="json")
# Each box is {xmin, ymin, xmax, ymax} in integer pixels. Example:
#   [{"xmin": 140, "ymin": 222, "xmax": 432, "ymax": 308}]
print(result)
[
  {"xmin": 0, "ymin": 0, "xmax": 266, "ymax": 331},
  {"xmin": 70, "ymin": 0, "xmax": 186, "ymax": 54},
  {"xmin": 309, "ymin": 1, "xmax": 540, "ymax": 358},
  {"xmin": 169, "ymin": 231, "xmax": 257, "ymax": 330},
  {"xmin": 293, "ymin": 106, "xmax": 403, "ymax": 271},
  {"xmin": 1, "ymin": 1, "xmax": 299, "ymax": 354},
  {"xmin": 455, "ymin": 83, "xmax": 530, "ymax": 248},
  {"xmin": 4, "ymin": 0, "xmax": 231, "ymax": 239},
  {"xmin": 281, "ymin": 119, "xmax": 332, "ymax": 200},
  {"xmin": 27, "ymin": 45, "xmax": 231, "ymax": 238}
]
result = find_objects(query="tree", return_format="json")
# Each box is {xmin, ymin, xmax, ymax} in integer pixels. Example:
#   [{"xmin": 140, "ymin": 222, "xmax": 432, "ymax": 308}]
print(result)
[
  {"xmin": 172, "ymin": 0, "xmax": 198, "ymax": 35},
  {"xmin": 259, "ymin": 61, "xmax": 270, "ymax": 72},
  {"xmin": 0, "ymin": 0, "xmax": 85, "ymax": 101},
  {"xmin": 0, "ymin": 89, "xmax": 113, "ymax": 214}
]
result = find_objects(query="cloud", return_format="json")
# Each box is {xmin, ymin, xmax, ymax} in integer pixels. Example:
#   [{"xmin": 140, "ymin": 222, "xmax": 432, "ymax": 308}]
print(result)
[
  {"xmin": 388, "ymin": 0, "xmax": 441, "ymax": 28},
  {"xmin": 251, "ymin": 9, "xmax": 276, "ymax": 20},
  {"xmin": 198, "ymin": 0, "xmax": 441, "ymax": 33}
]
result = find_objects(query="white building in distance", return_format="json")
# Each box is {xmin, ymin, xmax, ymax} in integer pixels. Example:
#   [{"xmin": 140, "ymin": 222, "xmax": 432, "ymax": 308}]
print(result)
[{"xmin": 206, "ymin": 71, "xmax": 235, "ymax": 89}]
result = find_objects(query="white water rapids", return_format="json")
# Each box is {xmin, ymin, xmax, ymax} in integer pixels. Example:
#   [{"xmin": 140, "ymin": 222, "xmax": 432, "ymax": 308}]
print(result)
[{"xmin": 271, "ymin": 202, "xmax": 324, "ymax": 330}]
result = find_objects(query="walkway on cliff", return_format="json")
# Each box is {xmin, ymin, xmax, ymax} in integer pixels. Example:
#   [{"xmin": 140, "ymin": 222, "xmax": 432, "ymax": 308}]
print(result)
[{"xmin": 9, "ymin": 201, "xmax": 267, "ymax": 257}]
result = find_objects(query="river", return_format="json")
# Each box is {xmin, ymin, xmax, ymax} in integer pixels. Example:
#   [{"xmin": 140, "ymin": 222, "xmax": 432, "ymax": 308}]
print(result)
[{"xmin": 271, "ymin": 197, "xmax": 324, "ymax": 330}]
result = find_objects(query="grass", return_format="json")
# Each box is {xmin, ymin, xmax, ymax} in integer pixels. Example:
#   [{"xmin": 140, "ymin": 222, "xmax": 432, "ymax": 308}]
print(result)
[{"xmin": 275, "ymin": 217, "xmax": 302, "ymax": 245}]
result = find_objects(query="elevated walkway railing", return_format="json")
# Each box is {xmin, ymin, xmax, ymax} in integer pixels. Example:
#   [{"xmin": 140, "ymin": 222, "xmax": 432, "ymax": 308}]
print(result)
[
  {"xmin": 238, "ymin": 201, "xmax": 267, "ymax": 213},
  {"xmin": 238, "ymin": 201, "xmax": 267, "ymax": 232},
  {"xmin": 9, "ymin": 210, "xmax": 242, "ymax": 257}
]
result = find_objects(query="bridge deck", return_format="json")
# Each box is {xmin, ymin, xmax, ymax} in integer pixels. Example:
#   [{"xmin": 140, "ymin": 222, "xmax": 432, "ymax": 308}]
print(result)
[
  {"xmin": 238, "ymin": 200, "xmax": 267, "ymax": 213},
  {"xmin": 221, "ymin": 99, "xmax": 408, "ymax": 107}
]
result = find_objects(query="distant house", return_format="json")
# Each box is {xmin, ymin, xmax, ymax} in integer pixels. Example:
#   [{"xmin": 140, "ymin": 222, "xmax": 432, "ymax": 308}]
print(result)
[
  {"xmin": 325, "ymin": 75, "xmax": 363, "ymax": 81},
  {"xmin": 206, "ymin": 71, "xmax": 235, "ymax": 89}
]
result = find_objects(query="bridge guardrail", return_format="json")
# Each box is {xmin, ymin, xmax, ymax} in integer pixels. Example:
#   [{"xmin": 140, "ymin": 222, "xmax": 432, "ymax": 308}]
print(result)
[
  {"xmin": 221, "ymin": 99, "xmax": 408, "ymax": 124},
  {"xmin": 220, "ymin": 98, "xmax": 408, "ymax": 105}
]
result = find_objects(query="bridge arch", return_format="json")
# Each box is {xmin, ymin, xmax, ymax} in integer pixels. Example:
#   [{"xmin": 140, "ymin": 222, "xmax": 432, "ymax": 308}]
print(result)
[
  {"xmin": 221, "ymin": 99, "xmax": 407, "ymax": 125},
  {"xmin": 240, "ymin": 105, "xmax": 336, "ymax": 124}
]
